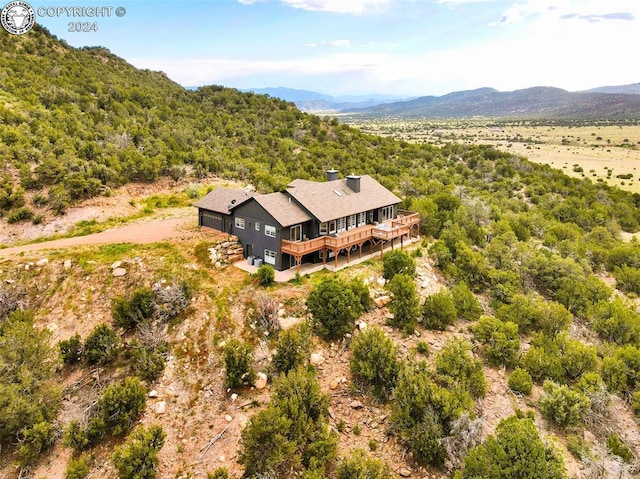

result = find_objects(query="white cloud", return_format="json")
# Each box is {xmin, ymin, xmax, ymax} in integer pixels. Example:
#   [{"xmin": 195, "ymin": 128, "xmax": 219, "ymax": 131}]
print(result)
[
  {"xmin": 281, "ymin": 0, "xmax": 391, "ymax": 15},
  {"xmin": 237, "ymin": 0, "xmax": 260, "ymax": 4},
  {"xmin": 495, "ymin": 0, "xmax": 638, "ymax": 25},
  {"xmin": 132, "ymin": 1, "xmax": 640, "ymax": 95}
]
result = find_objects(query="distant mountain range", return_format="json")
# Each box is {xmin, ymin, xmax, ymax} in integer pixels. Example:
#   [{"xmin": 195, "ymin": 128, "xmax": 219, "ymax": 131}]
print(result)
[
  {"xmin": 241, "ymin": 87, "xmax": 410, "ymax": 113},
  {"xmin": 242, "ymin": 84, "xmax": 640, "ymax": 119},
  {"xmin": 344, "ymin": 84, "xmax": 640, "ymax": 119}
]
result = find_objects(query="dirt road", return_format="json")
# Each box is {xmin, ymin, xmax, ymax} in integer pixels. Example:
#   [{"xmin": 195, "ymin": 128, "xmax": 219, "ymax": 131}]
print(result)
[{"xmin": 0, "ymin": 215, "xmax": 197, "ymax": 258}]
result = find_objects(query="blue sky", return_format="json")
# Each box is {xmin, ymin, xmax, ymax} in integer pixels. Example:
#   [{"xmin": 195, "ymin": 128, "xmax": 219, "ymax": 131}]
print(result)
[{"xmin": 26, "ymin": 0, "xmax": 640, "ymax": 96}]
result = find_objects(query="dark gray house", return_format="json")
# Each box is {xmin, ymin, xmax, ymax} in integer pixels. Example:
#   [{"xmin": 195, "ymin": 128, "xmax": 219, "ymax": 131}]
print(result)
[{"xmin": 195, "ymin": 171, "xmax": 420, "ymax": 271}]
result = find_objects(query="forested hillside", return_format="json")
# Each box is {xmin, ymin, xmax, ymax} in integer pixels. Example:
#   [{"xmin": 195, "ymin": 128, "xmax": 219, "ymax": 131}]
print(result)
[{"xmin": 1, "ymin": 25, "xmax": 639, "ymax": 479}]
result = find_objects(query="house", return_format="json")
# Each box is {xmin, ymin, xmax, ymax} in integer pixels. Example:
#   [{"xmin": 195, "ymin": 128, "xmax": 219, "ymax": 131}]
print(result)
[{"xmin": 195, "ymin": 170, "xmax": 420, "ymax": 271}]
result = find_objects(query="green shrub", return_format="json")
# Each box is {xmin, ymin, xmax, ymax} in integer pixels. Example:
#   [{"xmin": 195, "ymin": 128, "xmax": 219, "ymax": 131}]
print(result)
[
  {"xmin": 63, "ymin": 417, "xmax": 106, "ymax": 451},
  {"xmin": 349, "ymin": 277, "xmax": 374, "ymax": 312},
  {"xmin": 416, "ymin": 340, "xmax": 430, "ymax": 356},
  {"xmin": 435, "ymin": 338, "xmax": 485, "ymax": 399},
  {"xmin": 558, "ymin": 336, "xmax": 598, "ymax": 380},
  {"xmin": 257, "ymin": 264, "xmax": 275, "ymax": 286},
  {"xmin": 65, "ymin": 454, "xmax": 90, "ymax": 479},
  {"xmin": 461, "ymin": 415, "xmax": 567, "ymax": 479},
  {"xmin": 382, "ymin": 249, "xmax": 416, "ymax": 279},
  {"xmin": 607, "ymin": 433, "xmax": 634, "ymax": 463},
  {"xmin": 521, "ymin": 344, "xmax": 563, "ymax": 383},
  {"xmin": 601, "ymin": 344, "xmax": 640, "ymax": 394},
  {"xmin": 0, "ymin": 312, "xmax": 61, "ymax": 445},
  {"xmin": 539, "ymin": 380, "xmax": 590, "ymax": 428},
  {"xmin": 565, "ymin": 434, "xmax": 592, "ymax": 461},
  {"xmin": 18, "ymin": 421, "xmax": 56, "ymax": 467},
  {"xmin": 99, "ymin": 377, "xmax": 147, "ymax": 436},
  {"xmin": 129, "ymin": 341, "xmax": 167, "ymax": 382},
  {"xmin": 387, "ymin": 273, "xmax": 420, "ymax": 334},
  {"xmin": 508, "ymin": 368, "xmax": 533, "ymax": 395},
  {"xmin": 83, "ymin": 323, "xmax": 120, "ymax": 365},
  {"xmin": 589, "ymin": 298, "xmax": 640, "ymax": 345},
  {"xmin": 112, "ymin": 424, "xmax": 165, "ymax": 479},
  {"xmin": 112, "ymin": 287, "xmax": 155, "ymax": 330},
  {"xmin": 613, "ymin": 265, "xmax": 640, "ymax": 295},
  {"xmin": 59, "ymin": 333, "xmax": 82, "ymax": 364},
  {"xmin": 7, "ymin": 206, "xmax": 34, "ymax": 223},
  {"xmin": 272, "ymin": 325, "xmax": 310, "ymax": 375},
  {"xmin": 207, "ymin": 468, "xmax": 229, "ymax": 479},
  {"xmin": 350, "ymin": 326, "xmax": 399, "ymax": 400},
  {"xmin": 406, "ymin": 412, "xmax": 446, "ymax": 467},
  {"xmin": 452, "ymin": 281, "xmax": 482, "ymax": 321},
  {"xmin": 239, "ymin": 368, "xmax": 336, "ymax": 477},
  {"xmin": 337, "ymin": 449, "xmax": 392, "ymax": 479},
  {"xmin": 422, "ymin": 289, "xmax": 457, "ymax": 330},
  {"xmin": 391, "ymin": 360, "xmax": 472, "ymax": 467},
  {"xmin": 471, "ymin": 316, "xmax": 520, "ymax": 367},
  {"xmin": 307, "ymin": 276, "xmax": 361, "ymax": 339},
  {"xmin": 223, "ymin": 338, "xmax": 255, "ymax": 388}
]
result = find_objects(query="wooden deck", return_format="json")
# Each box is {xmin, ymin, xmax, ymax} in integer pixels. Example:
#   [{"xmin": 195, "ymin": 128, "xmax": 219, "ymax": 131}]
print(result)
[{"xmin": 281, "ymin": 211, "xmax": 420, "ymax": 271}]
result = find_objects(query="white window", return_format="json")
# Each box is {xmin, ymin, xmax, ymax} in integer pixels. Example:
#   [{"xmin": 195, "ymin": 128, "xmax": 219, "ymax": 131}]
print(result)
[
  {"xmin": 264, "ymin": 249, "xmax": 276, "ymax": 265},
  {"xmin": 337, "ymin": 217, "xmax": 346, "ymax": 232},
  {"xmin": 319, "ymin": 222, "xmax": 328, "ymax": 235},
  {"xmin": 265, "ymin": 225, "xmax": 276, "ymax": 237},
  {"xmin": 235, "ymin": 217, "xmax": 245, "ymax": 229},
  {"xmin": 290, "ymin": 224, "xmax": 302, "ymax": 242},
  {"xmin": 347, "ymin": 214, "xmax": 356, "ymax": 229},
  {"xmin": 255, "ymin": 221, "xmax": 260, "ymax": 231},
  {"xmin": 358, "ymin": 212, "xmax": 366, "ymax": 226},
  {"xmin": 381, "ymin": 206, "xmax": 393, "ymax": 221}
]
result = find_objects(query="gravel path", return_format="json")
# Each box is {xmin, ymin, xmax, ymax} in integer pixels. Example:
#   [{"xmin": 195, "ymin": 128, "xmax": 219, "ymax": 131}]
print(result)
[{"xmin": 0, "ymin": 215, "xmax": 196, "ymax": 257}]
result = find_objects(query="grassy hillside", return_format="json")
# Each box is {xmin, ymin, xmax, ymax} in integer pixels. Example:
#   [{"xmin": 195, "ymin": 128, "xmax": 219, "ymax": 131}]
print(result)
[{"xmin": 1, "ymin": 25, "xmax": 640, "ymax": 479}]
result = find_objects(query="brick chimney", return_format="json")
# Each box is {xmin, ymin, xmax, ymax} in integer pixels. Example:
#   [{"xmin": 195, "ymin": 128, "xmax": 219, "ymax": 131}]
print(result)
[{"xmin": 346, "ymin": 174, "xmax": 361, "ymax": 193}]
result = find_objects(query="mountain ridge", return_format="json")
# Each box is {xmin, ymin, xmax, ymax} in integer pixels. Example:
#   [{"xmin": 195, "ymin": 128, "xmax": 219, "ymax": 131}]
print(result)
[{"xmin": 342, "ymin": 85, "xmax": 640, "ymax": 119}]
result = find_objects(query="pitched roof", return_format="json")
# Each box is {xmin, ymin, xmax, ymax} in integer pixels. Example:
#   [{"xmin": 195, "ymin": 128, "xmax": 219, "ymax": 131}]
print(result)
[
  {"xmin": 194, "ymin": 187, "xmax": 254, "ymax": 214},
  {"xmin": 286, "ymin": 175, "xmax": 401, "ymax": 223},
  {"xmin": 251, "ymin": 192, "xmax": 313, "ymax": 227}
]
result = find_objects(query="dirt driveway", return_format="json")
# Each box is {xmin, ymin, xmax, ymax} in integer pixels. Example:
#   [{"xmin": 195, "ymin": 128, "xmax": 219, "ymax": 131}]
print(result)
[{"xmin": 0, "ymin": 215, "xmax": 197, "ymax": 258}]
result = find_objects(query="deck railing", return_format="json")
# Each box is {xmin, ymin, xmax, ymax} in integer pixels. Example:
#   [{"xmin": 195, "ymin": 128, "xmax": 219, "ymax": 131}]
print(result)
[{"xmin": 281, "ymin": 211, "xmax": 420, "ymax": 257}]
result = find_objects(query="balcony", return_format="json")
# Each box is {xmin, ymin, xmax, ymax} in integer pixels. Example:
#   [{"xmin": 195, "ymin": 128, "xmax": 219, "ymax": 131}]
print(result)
[{"xmin": 281, "ymin": 210, "xmax": 420, "ymax": 269}]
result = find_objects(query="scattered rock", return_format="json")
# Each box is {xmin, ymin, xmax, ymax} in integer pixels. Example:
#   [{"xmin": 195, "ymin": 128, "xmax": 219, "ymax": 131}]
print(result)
[
  {"xmin": 399, "ymin": 467, "xmax": 412, "ymax": 477},
  {"xmin": 230, "ymin": 393, "xmax": 238, "ymax": 402},
  {"xmin": 310, "ymin": 352, "xmax": 325, "ymax": 366},
  {"xmin": 330, "ymin": 377, "xmax": 342, "ymax": 390},
  {"xmin": 36, "ymin": 258, "xmax": 48, "ymax": 266},
  {"xmin": 376, "ymin": 277, "xmax": 386, "ymax": 286},
  {"xmin": 149, "ymin": 390, "xmax": 158, "ymax": 398},
  {"xmin": 254, "ymin": 372, "xmax": 268, "ymax": 390},
  {"xmin": 111, "ymin": 260, "xmax": 122, "ymax": 269},
  {"xmin": 583, "ymin": 430, "xmax": 596, "ymax": 443},
  {"xmin": 374, "ymin": 296, "xmax": 391, "ymax": 308},
  {"xmin": 155, "ymin": 401, "xmax": 166, "ymax": 414},
  {"xmin": 63, "ymin": 259, "xmax": 72, "ymax": 270},
  {"xmin": 225, "ymin": 414, "xmax": 233, "ymax": 423},
  {"xmin": 112, "ymin": 267, "xmax": 127, "ymax": 277},
  {"xmin": 350, "ymin": 400, "xmax": 363, "ymax": 409},
  {"xmin": 358, "ymin": 321, "xmax": 367, "ymax": 330}
]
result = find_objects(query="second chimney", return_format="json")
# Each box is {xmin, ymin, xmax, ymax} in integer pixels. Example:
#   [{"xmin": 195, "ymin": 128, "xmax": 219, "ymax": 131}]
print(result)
[
  {"xmin": 326, "ymin": 169, "xmax": 339, "ymax": 182},
  {"xmin": 346, "ymin": 174, "xmax": 361, "ymax": 193}
]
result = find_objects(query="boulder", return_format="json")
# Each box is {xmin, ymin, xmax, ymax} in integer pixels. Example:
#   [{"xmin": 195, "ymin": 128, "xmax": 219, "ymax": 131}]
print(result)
[
  {"xmin": 112, "ymin": 268, "xmax": 127, "ymax": 277},
  {"xmin": 374, "ymin": 296, "xmax": 391, "ymax": 308},
  {"xmin": 310, "ymin": 352, "xmax": 325, "ymax": 366},
  {"xmin": 155, "ymin": 401, "xmax": 166, "ymax": 414},
  {"xmin": 255, "ymin": 372, "xmax": 268, "ymax": 390}
]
